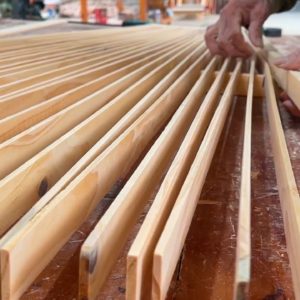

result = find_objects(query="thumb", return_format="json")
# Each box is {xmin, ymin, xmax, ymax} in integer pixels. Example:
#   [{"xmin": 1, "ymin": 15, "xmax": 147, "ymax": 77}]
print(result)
[{"xmin": 248, "ymin": 19, "xmax": 264, "ymax": 48}]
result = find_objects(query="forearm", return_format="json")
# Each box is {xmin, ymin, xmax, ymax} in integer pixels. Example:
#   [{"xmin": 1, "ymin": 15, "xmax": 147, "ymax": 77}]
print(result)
[{"xmin": 268, "ymin": 0, "xmax": 297, "ymax": 13}]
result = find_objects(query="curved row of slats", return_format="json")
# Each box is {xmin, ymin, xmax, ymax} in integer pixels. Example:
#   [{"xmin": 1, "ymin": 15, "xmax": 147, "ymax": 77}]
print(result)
[{"xmin": 0, "ymin": 26, "xmax": 298, "ymax": 300}]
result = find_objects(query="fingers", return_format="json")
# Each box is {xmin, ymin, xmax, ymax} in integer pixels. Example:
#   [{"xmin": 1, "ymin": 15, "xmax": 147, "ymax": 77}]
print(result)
[
  {"xmin": 205, "ymin": 17, "xmax": 252, "ymax": 57},
  {"xmin": 205, "ymin": 24, "xmax": 227, "ymax": 56},
  {"xmin": 217, "ymin": 29, "xmax": 253, "ymax": 57},
  {"xmin": 279, "ymin": 91, "xmax": 290, "ymax": 102},
  {"xmin": 282, "ymin": 99, "xmax": 300, "ymax": 117},
  {"xmin": 274, "ymin": 49, "xmax": 300, "ymax": 70},
  {"xmin": 248, "ymin": 19, "xmax": 263, "ymax": 48},
  {"xmin": 248, "ymin": 1, "xmax": 270, "ymax": 48}
]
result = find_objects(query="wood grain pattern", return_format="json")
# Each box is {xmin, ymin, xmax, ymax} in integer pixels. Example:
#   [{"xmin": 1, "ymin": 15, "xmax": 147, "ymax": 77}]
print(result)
[
  {"xmin": 79, "ymin": 52, "xmax": 212, "ymax": 300},
  {"xmin": 0, "ymin": 48, "xmax": 207, "ymax": 300},
  {"xmin": 153, "ymin": 60, "xmax": 242, "ymax": 300},
  {"xmin": 264, "ymin": 61, "xmax": 300, "ymax": 300},
  {"xmin": 233, "ymin": 57, "xmax": 255, "ymax": 300}
]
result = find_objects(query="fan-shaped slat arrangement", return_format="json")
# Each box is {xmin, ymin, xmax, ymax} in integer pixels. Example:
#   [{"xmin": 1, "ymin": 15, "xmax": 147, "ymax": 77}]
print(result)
[{"xmin": 0, "ymin": 25, "xmax": 299, "ymax": 300}]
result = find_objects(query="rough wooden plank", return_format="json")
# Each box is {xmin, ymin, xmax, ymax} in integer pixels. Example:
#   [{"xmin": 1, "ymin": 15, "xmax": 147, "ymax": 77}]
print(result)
[
  {"xmin": 152, "ymin": 59, "xmax": 242, "ymax": 300},
  {"xmin": 233, "ymin": 57, "xmax": 255, "ymax": 300},
  {"xmin": 264, "ymin": 61, "xmax": 300, "ymax": 300},
  {"xmin": 79, "ymin": 53, "xmax": 214, "ymax": 300},
  {"xmin": 126, "ymin": 56, "xmax": 231, "ymax": 300},
  {"xmin": 0, "ymin": 51, "xmax": 208, "ymax": 300}
]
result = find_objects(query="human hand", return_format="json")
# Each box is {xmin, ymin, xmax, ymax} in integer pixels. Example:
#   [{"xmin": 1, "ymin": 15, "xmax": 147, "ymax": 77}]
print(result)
[
  {"xmin": 274, "ymin": 48, "xmax": 300, "ymax": 71},
  {"xmin": 279, "ymin": 92, "xmax": 300, "ymax": 117},
  {"xmin": 205, "ymin": 0, "xmax": 271, "ymax": 57}
]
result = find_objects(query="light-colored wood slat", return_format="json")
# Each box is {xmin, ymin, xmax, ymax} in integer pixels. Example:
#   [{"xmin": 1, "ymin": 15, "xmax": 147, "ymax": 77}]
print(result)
[
  {"xmin": 0, "ymin": 40, "xmax": 147, "ymax": 85},
  {"xmin": 0, "ymin": 25, "xmax": 180, "ymax": 49},
  {"xmin": 126, "ymin": 57, "xmax": 230, "ymax": 300},
  {"xmin": 0, "ymin": 32, "xmax": 146, "ymax": 61},
  {"xmin": 0, "ymin": 19, "xmax": 67, "ymax": 38},
  {"xmin": 233, "ymin": 57, "xmax": 255, "ymax": 300},
  {"xmin": 78, "ymin": 52, "xmax": 214, "ymax": 300},
  {"xmin": 0, "ymin": 26, "xmax": 170, "ymax": 56},
  {"xmin": 0, "ymin": 40, "xmax": 149, "ymax": 91},
  {"xmin": 0, "ymin": 31, "xmax": 194, "ymax": 94},
  {"xmin": 216, "ymin": 72, "xmax": 264, "ymax": 97},
  {"xmin": 0, "ymin": 41, "xmax": 196, "ymax": 144},
  {"xmin": 0, "ymin": 28, "xmax": 184, "ymax": 71},
  {"xmin": 264, "ymin": 61, "xmax": 300, "ymax": 300},
  {"xmin": 0, "ymin": 50, "xmax": 208, "ymax": 300},
  {"xmin": 0, "ymin": 33, "xmax": 189, "ymax": 100},
  {"xmin": 152, "ymin": 59, "xmax": 242, "ymax": 300},
  {"xmin": 0, "ymin": 43, "xmax": 201, "ymax": 181},
  {"xmin": 0, "ymin": 26, "xmax": 190, "ymax": 64},
  {"xmin": 0, "ymin": 36, "xmax": 193, "ymax": 120},
  {"xmin": 0, "ymin": 44, "xmax": 202, "ymax": 237},
  {"xmin": 0, "ymin": 44, "xmax": 202, "ymax": 244}
]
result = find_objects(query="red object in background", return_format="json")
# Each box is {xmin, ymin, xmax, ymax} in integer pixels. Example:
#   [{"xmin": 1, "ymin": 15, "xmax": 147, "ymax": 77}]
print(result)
[{"xmin": 95, "ymin": 8, "xmax": 107, "ymax": 24}]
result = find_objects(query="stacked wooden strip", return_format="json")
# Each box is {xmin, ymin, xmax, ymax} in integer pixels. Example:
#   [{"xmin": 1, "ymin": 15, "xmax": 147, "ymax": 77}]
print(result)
[{"xmin": 0, "ymin": 25, "xmax": 298, "ymax": 300}]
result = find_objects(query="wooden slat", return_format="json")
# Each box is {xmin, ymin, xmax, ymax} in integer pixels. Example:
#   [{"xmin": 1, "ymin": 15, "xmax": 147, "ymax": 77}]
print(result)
[
  {"xmin": 0, "ymin": 41, "xmax": 200, "ymax": 178},
  {"xmin": 126, "ymin": 57, "xmax": 230, "ymax": 300},
  {"xmin": 0, "ymin": 50, "xmax": 208, "ymax": 300},
  {"xmin": 264, "ymin": 61, "xmax": 300, "ymax": 299},
  {"xmin": 233, "ymin": 57, "xmax": 255, "ymax": 300},
  {"xmin": 0, "ymin": 28, "xmax": 186, "ymax": 75},
  {"xmin": 0, "ymin": 44, "xmax": 201, "ymax": 242},
  {"xmin": 0, "ymin": 40, "xmax": 146, "ymax": 85},
  {"xmin": 0, "ymin": 43, "xmax": 202, "ymax": 235},
  {"xmin": 78, "ymin": 53, "xmax": 215, "ymax": 300},
  {"xmin": 0, "ymin": 34, "xmax": 188, "ymax": 100},
  {"xmin": 0, "ymin": 19, "xmax": 67, "ymax": 38},
  {"xmin": 152, "ymin": 60, "xmax": 242, "ymax": 300},
  {"xmin": 0, "ymin": 40, "xmax": 196, "ymax": 143},
  {"xmin": 0, "ymin": 35, "xmax": 193, "ymax": 121}
]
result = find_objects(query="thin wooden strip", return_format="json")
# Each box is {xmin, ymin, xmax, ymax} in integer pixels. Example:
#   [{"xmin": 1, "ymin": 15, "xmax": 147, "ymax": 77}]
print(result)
[
  {"xmin": 0, "ymin": 19, "xmax": 67, "ymax": 38},
  {"xmin": 233, "ymin": 57, "xmax": 255, "ymax": 300},
  {"xmin": 0, "ymin": 27, "xmax": 175, "ymax": 62},
  {"xmin": 0, "ymin": 27, "xmax": 189, "ymax": 65},
  {"xmin": 0, "ymin": 38, "xmax": 159, "ymax": 78},
  {"xmin": 0, "ymin": 32, "xmax": 150, "ymax": 58},
  {"xmin": 79, "ymin": 54, "xmax": 216, "ymax": 300},
  {"xmin": 0, "ymin": 35, "xmax": 193, "ymax": 119},
  {"xmin": 0, "ymin": 32, "xmax": 194, "ymax": 94},
  {"xmin": 0, "ymin": 33, "xmax": 189, "ymax": 99},
  {"xmin": 0, "ymin": 28, "xmax": 182, "ymax": 72},
  {"xmin": 0, "ymin": 50, "xmax": 208, "ymax": 300},
  {"xmin": 0, "ymin": 41, "xmax": 197, "ymax": 142},
  {"xmin": 0, "ymin": 44, "xmax": 203, "ymax": 237},
  {"xmin": 264, "ymin": 61, "xmax": 300, "ymax": 299},
  {"xmin": 0, "ymin": 44, "xmax": 202, "ymax": 242},
  {"xmin": 0, "ymin": 39, "xmax": 147, "ymax": 85},
  {"xmin": 0, "ymin": 25, "xmax": 186, "ymax": 48},
  {"xmin": 126, "ymin": 57, "xmax": 231, "ymax": 300},
  {"xmin": 0, "ymin": 41, "xmax": 149, "ymax": 90},
  {"xmin": 152, "ymin": 60, "xmax": 242, "ymax": 300}
]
